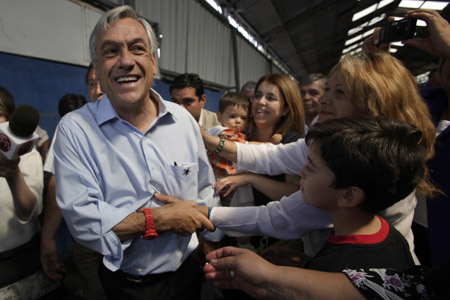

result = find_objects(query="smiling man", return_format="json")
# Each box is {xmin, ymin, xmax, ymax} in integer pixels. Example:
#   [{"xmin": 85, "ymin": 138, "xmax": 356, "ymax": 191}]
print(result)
[{"xmin": 54, "ymin": 6, "xmax": 222, "ymax": 300}]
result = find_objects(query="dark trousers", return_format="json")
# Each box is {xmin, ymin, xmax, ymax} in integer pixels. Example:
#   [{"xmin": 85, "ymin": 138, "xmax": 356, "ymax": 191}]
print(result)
[
  {"xmin": 99, "ymin": 254, "xmax": 203, "ymax": 300},
  {"xmin": 0, "ymin": 233, "xmax": 41, "ymax": 288}
]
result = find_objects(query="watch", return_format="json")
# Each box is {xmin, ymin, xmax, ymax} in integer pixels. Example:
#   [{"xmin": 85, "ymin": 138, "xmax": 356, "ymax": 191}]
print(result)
[{"xmin": 142, "ymin": 208, "xmax": 158, "ymax": 240}]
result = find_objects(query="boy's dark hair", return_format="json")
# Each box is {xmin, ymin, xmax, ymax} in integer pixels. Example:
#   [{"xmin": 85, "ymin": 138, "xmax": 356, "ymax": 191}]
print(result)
[
  {"xmin": 169, "ymin": 73, "xmax": 204, "ymax": 99},
  {"xmin": 218, "ymin": 92, "xmax": 251, "ymax": 114},
  {"xmin": 0, "ymin": 85, "xmax": 15, "ymax": 120},
  {"xmin": 58, "ymin": 94, "xmax": 87, "ymax": 117},
  {"xmin": 305, "ymin": 117, "xmax": 427, "ymax": 213}
]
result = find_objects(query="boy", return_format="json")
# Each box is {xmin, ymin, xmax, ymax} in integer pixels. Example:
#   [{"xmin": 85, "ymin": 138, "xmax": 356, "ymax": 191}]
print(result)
[
  {"xmin": 202, "ymin": 117, "xmax": 431, "ymax": 298},
  {"xmin": 299, "ymin": 117, "xmax": 424, "ymax": 271}
]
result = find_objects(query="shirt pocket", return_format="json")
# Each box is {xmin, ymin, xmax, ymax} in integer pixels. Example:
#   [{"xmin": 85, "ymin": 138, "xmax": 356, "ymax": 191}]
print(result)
[{"xmin": 164, "ymin": 163, "xmax": 198, "ymax": 198}]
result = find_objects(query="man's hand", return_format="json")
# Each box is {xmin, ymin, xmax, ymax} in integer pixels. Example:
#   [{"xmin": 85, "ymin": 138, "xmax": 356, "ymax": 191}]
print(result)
[
  {"xmin": 40, "ymin": 239, "xmax": 66, "ymax": 280},
  {"xmin": 152, "ymin": 193, "xmax": 215, "ymax": 235},
  {"xmin": 404, "ymin": 9, "xmax": 450, "ymax": 58},
  {"xmin": 204, "ymin": 247, "xmax": 273, "ymax": 299}
]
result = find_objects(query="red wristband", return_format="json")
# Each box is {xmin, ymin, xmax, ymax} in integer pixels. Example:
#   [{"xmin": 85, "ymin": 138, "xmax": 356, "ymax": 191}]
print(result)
[{"xmin": 142, "ymin": 208, "xmax": 158, "ymax": 240}]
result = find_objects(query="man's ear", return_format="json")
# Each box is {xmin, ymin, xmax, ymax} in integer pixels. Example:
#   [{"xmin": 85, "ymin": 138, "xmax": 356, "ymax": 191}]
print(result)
[
  {"xmin": 200, "ymin": 94, "xmax": 206, "ymax": 108},
  {"xmin": 338, "ymin": 186, "xmax": 365, "ymax": 208}
]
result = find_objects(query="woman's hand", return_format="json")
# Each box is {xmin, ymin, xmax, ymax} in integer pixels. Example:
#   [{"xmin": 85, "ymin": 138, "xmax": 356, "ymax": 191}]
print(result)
[
  {"xmin": 0, "ymin": 152, "xmax": 20, "ymax": 178},
  {"xmin": 214, "ymin": 173, "xmax": 254, "ymax": 197},
  {"xmin": 361, "ymin": 16, "xmax": 395, "ymax": 53}
]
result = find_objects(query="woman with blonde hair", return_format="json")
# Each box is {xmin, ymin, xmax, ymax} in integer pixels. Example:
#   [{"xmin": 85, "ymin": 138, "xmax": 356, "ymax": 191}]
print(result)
[
  {"xmin": 328, "ymin": 51, "xmax": 436, "ymax": 195},
  {"xmin": 201, "ymin": 50, "xmax": 436, "ymax": 261},
  {"xmin": 335, "ymin": 51, "xmax": 435, "ymax": 160}
]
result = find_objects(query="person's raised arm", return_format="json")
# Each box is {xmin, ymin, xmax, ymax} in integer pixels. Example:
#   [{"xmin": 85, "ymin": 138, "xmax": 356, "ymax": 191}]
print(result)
[
  {"xmin": 403, "ymin": 9, "xmax": 450, "ymax": 58},
  {"xmin": 0, "ymin": 152, "xmax": 41, "ymax": 221},
  {"xmin": 204, "ymin": 247, "xmax": 365, "ymax": 300},
  {"xmin": 201, "ymin": 126, "xmax": 237, "ymax": 162},
  {"xmin": 215, "ymin": 173, "xmax": 299, "ymax": 201}
]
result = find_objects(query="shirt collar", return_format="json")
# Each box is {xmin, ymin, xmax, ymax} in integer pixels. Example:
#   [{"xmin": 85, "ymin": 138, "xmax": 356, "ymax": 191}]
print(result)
[
  {"xmin": 327, "ymin": 216, "xmax": 389, "ymax": 245},
  {"xmin": 96, "ymin": 89, "xmax": 176, "ymax": 126},
  {"xmin": 198, "ymin": 108, "xmax": 204, "ymax": 126}
]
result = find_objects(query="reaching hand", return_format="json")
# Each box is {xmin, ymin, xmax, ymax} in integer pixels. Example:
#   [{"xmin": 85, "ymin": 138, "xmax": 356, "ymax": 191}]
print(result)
[
  {"xmin": 204, "ymin": 247, "xmax": 275, "ymax": 299},
  {"xmin": 40, "ymin": 239, "xmax": 66, "ymax": 280},
  {"xmin": 214, "ymin": 174, "xmax": 252, "ymax": 197},
  {"xmin": 403, "ymin": 9, "xmax": 450, "ymax": 58},
  {"xmin": 152, "ymin": 193, "xmax": 215, "ymax": 235}
]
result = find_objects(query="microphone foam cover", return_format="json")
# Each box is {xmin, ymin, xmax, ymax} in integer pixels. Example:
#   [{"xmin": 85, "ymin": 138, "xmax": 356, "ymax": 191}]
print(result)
[{"xmin": 9, "ymin": 105, "xmax": 40, "ymax": 137}]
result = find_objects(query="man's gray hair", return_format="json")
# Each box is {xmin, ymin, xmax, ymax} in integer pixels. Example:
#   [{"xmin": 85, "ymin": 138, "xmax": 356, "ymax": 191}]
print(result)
[
  {"xmin": 89, "ymin": 5, "xmax": 158, "ymax": 62},
  {"xmin": 240, "ymin": 81, "xmax": 257, "ymax": 93},
  {"xmin": 299, "ymin": 73, "xmax": 327, "ymax": 88}
]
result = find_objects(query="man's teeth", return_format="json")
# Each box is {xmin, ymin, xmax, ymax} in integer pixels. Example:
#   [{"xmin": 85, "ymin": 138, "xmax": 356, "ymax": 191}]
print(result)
[{"xmin": 117, "ymin": 76, "xmax": 138, "ymax": 83}]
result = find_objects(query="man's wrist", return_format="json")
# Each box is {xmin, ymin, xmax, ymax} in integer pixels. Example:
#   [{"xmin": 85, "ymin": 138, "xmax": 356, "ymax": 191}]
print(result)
[
  {"xmin": 196, "ymin": 206, "xmax": 209, "ymax": 218},
  {"xmin": 142, "ymin": 208, "xmax": 158, "ymax": 240}
]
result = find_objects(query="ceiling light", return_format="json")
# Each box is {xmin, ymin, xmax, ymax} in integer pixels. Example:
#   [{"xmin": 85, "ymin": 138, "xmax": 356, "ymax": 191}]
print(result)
[
  {"xmin": 391, "ymin": 41, "xmax": 404, "ymax": 47},
  {"xmin": 342, "ymin": 43, "xmax": 359, "ymax": 54},
  {"xmin": 348, "ymin": 27, "xmax": 363, "ymax": 36},
  {"xmin": 417, "ymin": 20, "xmax": 427, "ymax": 26},
  {"xmin": 363, "ymin": 28, "xmax": 375, "ymax": 37},
  {"xmin": 399, "ymin": 1, "xmax": 424, "ymax": 8},
  {"xmin": 352, "ymin": 3, "xmax": 377, "ymax": 21},
  {"xmin": 206, "ymin": 0, "xmax": 222, "ymax": 13},
  {"xmin": 345, "ymin": 34, "xmax": 363, "ymax": 46},
  {"xmin": 369, "ymin": 13, "xmax": 386, "ymax": 26},
  {"xmin": 378, "ymin": 0, "xmax": 396, "ymax": 8},
  {"xmin": 421, "ymin": 1, "xmax": 449, "ymax": 10},
  {"xmin": 228, "ymin": 16, "xmax": 238, "ymax": 28},
  {"xmin": 390, "ymin": 48, "xmax": 398, "ymax": 53},
  {"xmin": 347, "ymin": 21, "xmax": 368, "ymax": 36}
]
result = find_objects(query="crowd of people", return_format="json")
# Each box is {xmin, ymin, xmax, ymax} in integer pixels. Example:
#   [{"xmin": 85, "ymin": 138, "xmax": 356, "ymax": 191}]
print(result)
[{"xmin": 0, "ymin": 4, "xmax": 449, "ymax": 300}]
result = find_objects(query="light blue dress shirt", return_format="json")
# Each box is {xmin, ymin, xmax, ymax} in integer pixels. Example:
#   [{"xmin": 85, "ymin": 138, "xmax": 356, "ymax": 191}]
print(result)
[{"xmin": 54, "ymin": 90, "xmax": 222, "ymax": 275}]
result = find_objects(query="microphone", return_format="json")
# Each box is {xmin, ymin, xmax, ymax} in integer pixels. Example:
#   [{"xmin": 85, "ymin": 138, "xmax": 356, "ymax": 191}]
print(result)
[{"xmin": 0, "ymin": 104, "xmax": 40, "ymax": 159}]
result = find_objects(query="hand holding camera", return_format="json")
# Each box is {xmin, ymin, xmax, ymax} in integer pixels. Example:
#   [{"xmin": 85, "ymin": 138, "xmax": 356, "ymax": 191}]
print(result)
[
  {"xmin": 380, "ymin": 18, "xmax": 417, "ymax": 43},
  {"xmin": 403, "ymin": 9, "xmax": 450, "ymax": 59}
]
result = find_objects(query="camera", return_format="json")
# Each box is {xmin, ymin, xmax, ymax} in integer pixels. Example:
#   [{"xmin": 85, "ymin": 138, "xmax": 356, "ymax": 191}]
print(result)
[{"xmin": 380, "ymin": 18, "xmax": 417, "ymax": 43}]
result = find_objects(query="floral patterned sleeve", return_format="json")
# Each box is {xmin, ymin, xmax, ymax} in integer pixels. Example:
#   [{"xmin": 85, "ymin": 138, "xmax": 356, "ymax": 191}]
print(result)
[{"xmin": 343, "ymin": 267, "xmax": 432, "ymax": 300}]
